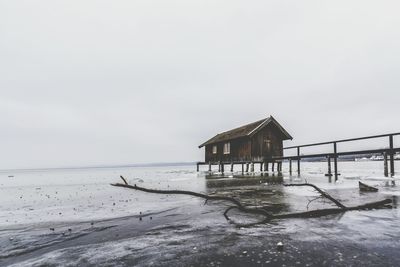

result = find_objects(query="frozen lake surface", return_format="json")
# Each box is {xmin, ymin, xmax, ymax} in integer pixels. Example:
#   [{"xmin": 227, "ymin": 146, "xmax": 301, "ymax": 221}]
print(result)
[{"xmin": 0, "ymin": 162, "xmax": 399, "ymax": 266}]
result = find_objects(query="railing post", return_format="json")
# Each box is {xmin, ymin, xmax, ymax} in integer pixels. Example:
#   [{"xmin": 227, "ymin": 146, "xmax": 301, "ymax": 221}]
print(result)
[
  {"xmin": 389, "ymin": 135, "xmax": 395, "ymax": 176},
  {"xmin": 297, "ymin": 147, "xmax": 301, "ymax": 176},
  {"xmin": 333, "ymin": 142, "xmax": 338, "ymax": 181}
]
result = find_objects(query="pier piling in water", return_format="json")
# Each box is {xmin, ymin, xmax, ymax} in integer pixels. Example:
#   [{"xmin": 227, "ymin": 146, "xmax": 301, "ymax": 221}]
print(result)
[
  {"xmin": 389, "ymin": 135, "xmax": 395, "ymax": 177},
  {"xmin": 333, "ymin": 142, "xmax": 338, "ymax": 181},
  {"xmin": 297, "ymin": 147, "xmax": 301, "ymax": 176},
  {"xmin": 384, "ymin": 152, "xmax": 389, "ymax": 177},
  {"xmin": 327, "ymin": 156, "xmax": 332, "ymax": 177}
]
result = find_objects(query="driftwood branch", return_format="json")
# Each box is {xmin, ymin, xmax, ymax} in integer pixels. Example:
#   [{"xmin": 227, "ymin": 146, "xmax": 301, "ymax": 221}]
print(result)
[
  {"xmin": 284, "ymin": 183, "xmax": 346, "ymax": 209},
  {"xmin": 111, "ymin": 176, "xmax": 392, "ymax": 226},
  {"xmin": 112, "ymin": 176, "xmax": 273, "ymax": 220}
]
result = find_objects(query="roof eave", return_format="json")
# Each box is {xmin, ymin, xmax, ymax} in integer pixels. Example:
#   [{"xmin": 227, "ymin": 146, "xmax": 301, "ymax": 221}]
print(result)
[{"xmin": 248, "ymin": 116, "xmax": 293, "ymax": 140}]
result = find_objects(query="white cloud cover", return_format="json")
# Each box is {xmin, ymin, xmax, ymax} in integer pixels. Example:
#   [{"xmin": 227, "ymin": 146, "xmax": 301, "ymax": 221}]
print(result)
[{"xmin": 1, "ymin": 0, "xmax": 399, "ymax": 168}]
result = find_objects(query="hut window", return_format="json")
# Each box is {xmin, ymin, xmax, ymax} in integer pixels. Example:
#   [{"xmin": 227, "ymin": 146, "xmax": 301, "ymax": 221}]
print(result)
[
  {"xmin": 223, "ymin": 142, "xmax": 231, "ymax": 154},
  {"xmin": 212, "ymin": 145, "xmax": 217, "ymax": 154}
]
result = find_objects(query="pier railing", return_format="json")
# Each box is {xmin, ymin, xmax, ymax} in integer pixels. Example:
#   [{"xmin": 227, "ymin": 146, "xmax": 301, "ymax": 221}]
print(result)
[{"xmin": 276, "ymin": 132, "xmax": 400, "ymax": 180}]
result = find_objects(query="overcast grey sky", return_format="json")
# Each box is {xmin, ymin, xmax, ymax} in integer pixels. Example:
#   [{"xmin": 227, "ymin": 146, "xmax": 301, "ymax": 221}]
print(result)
[{"xmin": 1, "ymin": 1, "xmax": 399, "ymax": 169}]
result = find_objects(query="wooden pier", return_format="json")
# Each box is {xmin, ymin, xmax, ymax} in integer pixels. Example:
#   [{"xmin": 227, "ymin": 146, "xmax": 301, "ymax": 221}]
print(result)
[
  {"xmin": 197, "ymin": 132, "xmax": 399, "ymax": 179},
  {"xmin": 275, "ymin": 132, "xmax": 400, "ymax": 180}
]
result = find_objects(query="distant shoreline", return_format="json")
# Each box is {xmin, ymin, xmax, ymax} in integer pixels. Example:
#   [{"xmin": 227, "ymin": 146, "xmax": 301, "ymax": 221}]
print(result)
[{"xmin": 0, "ymin": 162, "xmax": 197, "ymax": 173}]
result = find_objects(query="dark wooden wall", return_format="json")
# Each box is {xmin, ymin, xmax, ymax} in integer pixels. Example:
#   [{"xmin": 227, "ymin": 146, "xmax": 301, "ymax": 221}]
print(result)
[
  {"xmin": 250, "ymin": 123, "xmax": 283, "ymax": 162},
  {"xmin": 204, "ymin": 124, "xmax": 284, "ymax": 163}
]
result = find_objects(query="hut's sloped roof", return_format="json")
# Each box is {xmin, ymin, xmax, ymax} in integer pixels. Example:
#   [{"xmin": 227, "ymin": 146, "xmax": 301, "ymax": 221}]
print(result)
[{"xmin": 199, "ymin": 116, "xmax": 292, "ymax": 148}]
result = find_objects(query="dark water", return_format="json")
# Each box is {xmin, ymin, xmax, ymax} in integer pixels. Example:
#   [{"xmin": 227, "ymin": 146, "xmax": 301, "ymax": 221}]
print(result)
[{"xmin": 0, "ymin": 163, "xmax": 399, "ymax": 266}]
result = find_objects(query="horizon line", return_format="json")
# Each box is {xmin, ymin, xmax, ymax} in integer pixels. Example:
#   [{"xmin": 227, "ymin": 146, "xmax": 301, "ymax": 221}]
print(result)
[{"xmin": 0, "ymin": 161, "xmax": 197, "ymax": 173}]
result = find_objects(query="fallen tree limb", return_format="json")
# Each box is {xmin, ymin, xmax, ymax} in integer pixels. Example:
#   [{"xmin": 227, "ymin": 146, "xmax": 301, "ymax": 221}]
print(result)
[
  {"xmin": 112, "ymin": 176, "xmax": 273, "ymax": 219},
  {"xmin": 284, "ymin": 183, "xmax": 346, "ymax": 209},
  {"xmin": 275, "ymin": 199, "xmax": 392, "ymax": 219},
  {"xmin": 111, "ymin": 176, "xmax": 392, "ymax": 226}
]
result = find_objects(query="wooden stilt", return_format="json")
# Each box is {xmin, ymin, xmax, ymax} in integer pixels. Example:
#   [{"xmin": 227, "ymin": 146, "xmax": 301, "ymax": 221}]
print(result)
[
  {"xmin": 333, "ymin": 142, "xmax": 338, "ymax": 181},
  {"xmin": 260, "ymin": 162, "xmax": 263, "ymax": 172},
  {"xmin": 208, "ymin": 162, "xmax": 212, "ymax": 172},
  {"xmin": 297, "ymin": 147, "xmax": 301, "ymax": 176},
  {"xmin": 384, "ymin": 152, "xmax": 389, "ymax": 177},
  {"xmin": 389, "ymin": 135, "xmax": 395, "ymax": 176},
  {"xmin": 218, "ymin": 162, "xmax": 221, "ymax": 172},
  {"xmin": 250, "ymin": 162, "xmax": 254, "ymax": 172},
  {"xmin": 196, "ymin": 163, "xmax": 199, "ymax": 172},
  {"xmin": 246, "ymin": 163, "xmax": 249, "ymax": 173},
  {"xmin": 221, "ymin": 162, "xmax": 224, "ymax": 174},
  {"xmin": 230, "ymin": 162, "xmax": 234, "ymax": 172},
  {"xmin": 289, "ymin": 159, "xmax": 292, "ymax": 175},
  {"xmin": 272, "ymin": 162, "xmax": 275, "ymax": 172},
  {"xmin": 327, "ymin": 156, "xmax": 332, "ymax": 176},
  {"xmin": 263, "ymin": 161, "xmax": 267, "ymax": 172},
  {"xmin": 241, "ymin": 163, "xmax": 244, "ymax": 173}
]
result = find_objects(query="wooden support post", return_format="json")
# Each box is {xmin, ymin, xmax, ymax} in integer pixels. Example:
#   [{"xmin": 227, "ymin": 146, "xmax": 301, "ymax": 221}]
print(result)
[
  {"xmin": 196, "ymin": 163, "xmax": 199, "ymax": 172},
  {"xmin": 221, "ymin": 162, "xmax": 224, "ymax": 174},
  {"xmin": 263, "ymin": 161, "xmax": 267, "ymax": 171},
  {"xmin": 218, "ymin": 162, "xmax": 221, "ymax": 172},
  {"xmin": 389, "ymin": 135, "xmax": 395, "ymax": 177},
  {"xmin": 272, "ymin": 162, "xmax": 275, "ymax": 172},
  {"xmin": 289, "ymin": 159, "xmax": 292, "ymax": 175},
  {"xmin": 278, "ymin": 162, "xmax": 282, "ymax": 173},
  {"xmin": 230, "ymin": 162, "xmax": 234, "ymax": 172},
  {"xmin": 246, "ymin": 163, "xmax": 249, "ymax": 173},
  {"xmin": 208, "ymin": 162, "xmax": 212, "ymax": 172},
  {"xmin": 327, "ymin": 156, "xmax": 332, "ymax": 176},
  {"xmin": 250, "ymin": 162, "xmax": 254, "ymax": 173},
  {"xmin": 241, "ymin": 163, "xmax": 244, "ymax": 173},
  {"xmin": 266, "ymin": 162, "xmax": 269, "ymax": 171},
  {"xmin": 384, "ymin": 152, "xmax": 389, "ymax": 177},
  {"xmin": 260, "ymin": 162, "xmax": 263, "ymax": 172},
  {"xmin": 333, "ymin": 142, "xmax": 338, "ymax": 181},
  {"xmin": 297, "ymin": 147, "xmax": 301, "ymax": 176}
]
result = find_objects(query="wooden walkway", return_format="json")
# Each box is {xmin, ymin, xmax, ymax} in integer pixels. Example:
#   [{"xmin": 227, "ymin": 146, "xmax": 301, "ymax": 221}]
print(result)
[{"xmin": 274, "ymin": 132, "xmax": 400, "ymax": 180}]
